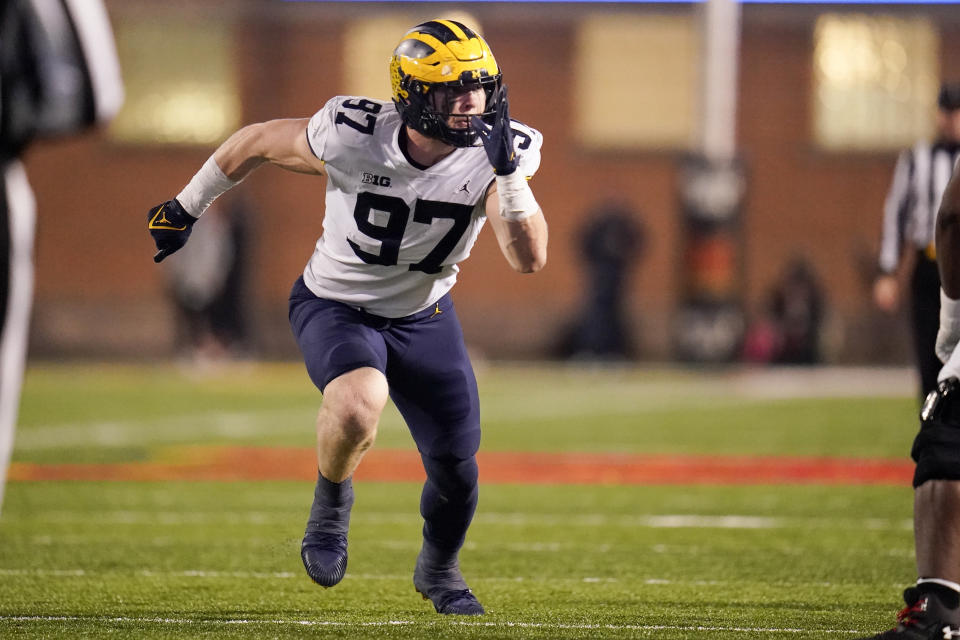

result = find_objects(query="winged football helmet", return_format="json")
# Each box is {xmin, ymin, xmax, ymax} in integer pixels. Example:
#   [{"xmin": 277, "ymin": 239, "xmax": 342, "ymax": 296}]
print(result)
[{"xmin": 390, "ymin": 19, "xmax": 502, "ymax": 147}]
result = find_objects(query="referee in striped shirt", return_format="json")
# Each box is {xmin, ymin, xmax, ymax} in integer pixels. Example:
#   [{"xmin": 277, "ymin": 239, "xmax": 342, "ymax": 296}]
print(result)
[{"xmin": 875, "ymin": 82, "xmax": 960, "ymax": 401}]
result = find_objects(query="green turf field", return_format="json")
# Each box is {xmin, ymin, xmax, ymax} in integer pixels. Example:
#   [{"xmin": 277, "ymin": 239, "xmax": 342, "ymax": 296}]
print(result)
[{"xmin": 0, "ymin": 363, "xmax": 925, "ymax": 638}]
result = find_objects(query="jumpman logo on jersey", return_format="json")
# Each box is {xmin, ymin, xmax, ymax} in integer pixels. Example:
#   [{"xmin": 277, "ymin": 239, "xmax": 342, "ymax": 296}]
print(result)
[
  {"xmin": 429, "ymin": 303, "xmax": 443, "ymax": 319},
  {"xmin": 148, "ymin": 204, "xmax": 187, "ymax": 231},
  {"xmin": 457, "ymin": 180, "xmax": 471, "ymax": 195}
]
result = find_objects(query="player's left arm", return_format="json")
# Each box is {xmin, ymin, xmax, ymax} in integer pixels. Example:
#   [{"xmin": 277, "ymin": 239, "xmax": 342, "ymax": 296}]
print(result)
[
  {"xmin": 484, "ymin": 181, "xmax": 547, "ymax": 273},
  {"xmin": 936, "ymin": 164, "xmax": 960, "ymax": 375},
  {"xmin": 938, "ymin": 166, "xmax": 960, "ymax": 299},
  {"xmin": 472, "ymin": 86, "xmax": 547, "ymax": 273}
]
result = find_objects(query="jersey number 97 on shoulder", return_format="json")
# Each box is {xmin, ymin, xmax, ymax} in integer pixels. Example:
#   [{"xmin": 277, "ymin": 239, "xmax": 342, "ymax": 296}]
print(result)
[{"xmin": 335, "ymin": 99, "xmax": 383, "ymax": 135}]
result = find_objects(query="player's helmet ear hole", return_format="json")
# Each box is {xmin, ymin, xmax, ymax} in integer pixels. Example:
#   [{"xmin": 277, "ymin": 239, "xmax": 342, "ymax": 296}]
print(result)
[{"xmin": 390, "ymin": 19, "xmax": 502, "ymax": 147}]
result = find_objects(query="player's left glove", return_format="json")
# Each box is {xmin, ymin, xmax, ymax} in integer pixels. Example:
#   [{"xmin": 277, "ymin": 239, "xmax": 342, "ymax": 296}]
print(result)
[
  {"xmin": 147, "ymin": 198, "xmax": 196, "ymax": 263},
  {"xmin": 470, "ymin": 85, "xmax": 518, "ymax": 176}
]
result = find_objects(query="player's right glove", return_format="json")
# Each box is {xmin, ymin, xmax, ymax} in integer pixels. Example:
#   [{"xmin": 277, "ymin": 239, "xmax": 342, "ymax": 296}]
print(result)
[
  {"xmin": 937, "ymin": 290, "xmax": 960, "ymax": 363},
  {"xmin": 147, "ymin": 198, "xmax": 196, "ymax": 263},
  {"xmin": 470, "ymin": 85, "xmax": 518, "ymax": 176}
]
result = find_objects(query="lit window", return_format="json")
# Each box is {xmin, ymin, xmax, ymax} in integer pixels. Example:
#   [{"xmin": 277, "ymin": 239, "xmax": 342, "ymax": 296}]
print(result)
[
  {"xmin": 575, "ymin": 13, "xmax": 698, "ymax": 151},
  {"xmin": 109, "ymin": 19, "xmax": 241, "ymax": 146},
  {"xmin": 344, "ymin": 16, "xmax": 411, "ymax": 101},
  {"xmin": 813, "ymin": 14, "xmax": 939, "ymax": 151}
]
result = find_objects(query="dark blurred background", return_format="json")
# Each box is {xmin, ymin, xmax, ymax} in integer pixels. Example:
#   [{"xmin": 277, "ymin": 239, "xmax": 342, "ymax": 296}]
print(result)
[{"xmin": 23, "ymin": 0, "xmax": 960, "ymax": 364}]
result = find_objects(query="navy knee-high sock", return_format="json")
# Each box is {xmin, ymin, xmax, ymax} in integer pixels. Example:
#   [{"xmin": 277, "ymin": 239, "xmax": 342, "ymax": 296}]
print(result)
[
  {"xmin": 419, "ymin": 455, "xmax": 478, "ymax": 566},
  {"xmin": 305, "ymin": 470, "xmax": 354, "ymax": 537}
]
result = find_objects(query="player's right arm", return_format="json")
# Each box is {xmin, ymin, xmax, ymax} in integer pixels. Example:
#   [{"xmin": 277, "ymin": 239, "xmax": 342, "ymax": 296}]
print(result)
[
  {"xmin": 212, "ymin": 118, "xmax": 324, "ymax": 180},
  {"xmin": 148, "ymin": 118, "xmax": 322, "ymax": 262},
  {"xmin": 935, "ymin": 164, "xmax": 960, "ymax": 377}
]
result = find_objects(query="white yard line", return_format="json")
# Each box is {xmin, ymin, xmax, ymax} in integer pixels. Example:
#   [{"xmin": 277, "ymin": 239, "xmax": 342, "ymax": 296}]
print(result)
[
  {"xmin": 0, "ymin": 569, "xmax": 611, "ymax": 582},
  {"xmin": 0, "ymin": 567, "xmax": 906, "ymax": 590},
  {"xmin": 5, "ymin": 509, "xmax": 913, "ymax": 531},
  {"xmin": 11, "ymin": 409, "xmax": 312, "ymax": 450},
  {"xmin": 0, "ymin": 613, "xmax": 861, "ymax": 634}
]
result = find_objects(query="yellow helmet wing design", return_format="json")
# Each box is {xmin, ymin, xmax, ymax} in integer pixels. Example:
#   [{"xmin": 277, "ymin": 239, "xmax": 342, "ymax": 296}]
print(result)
[{"xmin": 389, "ymin": 19, "xmax": 502, "ymax": 147}]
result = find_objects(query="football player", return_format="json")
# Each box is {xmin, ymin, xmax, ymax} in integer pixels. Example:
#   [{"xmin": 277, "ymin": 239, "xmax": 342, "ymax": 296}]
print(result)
[
  {"xmin": 873, "ymin": 83, "xmax": 960, "ymax": 403},
  {"xmin": 858, "ymin": 128, "xmax": 960, "ymax": 638},
  {"xmin": 147, "ymin": 19, "xmax": 547, "ymax": 615}
]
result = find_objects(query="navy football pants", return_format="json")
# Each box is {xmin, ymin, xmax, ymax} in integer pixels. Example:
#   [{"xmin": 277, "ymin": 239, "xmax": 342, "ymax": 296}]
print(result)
[{"xmin": 289, "ymin": 276, "xmax": 481, "ymax": 552}]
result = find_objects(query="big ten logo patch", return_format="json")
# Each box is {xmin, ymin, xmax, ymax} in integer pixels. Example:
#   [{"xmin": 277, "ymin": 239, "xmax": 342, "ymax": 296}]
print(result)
[{"xmin": 361, "ymin": 172, "xmax": 392, "ymax": 188}]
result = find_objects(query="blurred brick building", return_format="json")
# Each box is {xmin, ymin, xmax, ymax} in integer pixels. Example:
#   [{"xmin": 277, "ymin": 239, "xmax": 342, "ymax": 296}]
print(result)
[{"xmin": 24, "ymin": 1, "xmax": 960, "ymax": 362}]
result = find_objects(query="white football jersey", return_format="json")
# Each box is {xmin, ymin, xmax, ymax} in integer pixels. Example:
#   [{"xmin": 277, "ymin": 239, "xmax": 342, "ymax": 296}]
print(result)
[{"xmin": 301, "ymin": 96, "xmax": 542, "ymax": 318}]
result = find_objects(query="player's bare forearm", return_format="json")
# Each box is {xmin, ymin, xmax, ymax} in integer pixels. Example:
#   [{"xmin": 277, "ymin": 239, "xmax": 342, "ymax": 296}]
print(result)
[
  {"xmin": 485, "ymin": 182, "xmax": 547, "ymax": 273},
  {"xmin": 937, "ymin": 167, "xmax": 960, "ymax": 297},
  {"xmin": 495, "ymin": 212, "xmax": 548, "ymax": 273},
  {"xmin": 213, "ymin": 118, "xmax": 324, "ymax": 180}
]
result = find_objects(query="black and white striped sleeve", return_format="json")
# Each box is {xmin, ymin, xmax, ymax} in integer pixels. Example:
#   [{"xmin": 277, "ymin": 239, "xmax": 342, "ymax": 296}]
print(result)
[
  {"xmin": 878, "ymin": 149, "xmax": 914, "ymax": 275},
  {"xmin": 0, "ymin": 0, "xmax": 123, "ymax": 156}
]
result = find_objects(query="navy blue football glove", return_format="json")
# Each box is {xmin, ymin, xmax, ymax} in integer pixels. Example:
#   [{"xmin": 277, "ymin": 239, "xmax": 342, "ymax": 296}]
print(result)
[
  {"xmin": 470, "ymin": 85, "xmax": 518, "ymax": 176},
  {"xmin": 147, "ymin": 198, "xmax": 196, "ymax": 263}
]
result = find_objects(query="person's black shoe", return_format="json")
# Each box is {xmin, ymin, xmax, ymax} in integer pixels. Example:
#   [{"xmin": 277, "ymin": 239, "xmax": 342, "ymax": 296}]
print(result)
[
  {"xmin": 301, "ymin": 531, "xmax": 347, "ymax": 588},
  {"xmin": 857, "ymin": 587, "xmax": 960, "ymax": 639},
  {"xmin": 413, "ymin": 551, "xmax": 485, "ymax": 615}
]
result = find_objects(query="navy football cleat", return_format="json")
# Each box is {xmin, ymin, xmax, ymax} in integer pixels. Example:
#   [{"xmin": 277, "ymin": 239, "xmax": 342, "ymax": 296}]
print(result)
[
  {"xmin": 413, "ymin": 551, "xmax": 485, "ymax": 616},
  {"xmin": 301, "ymin": 532, "xmax": 348, "ymax": 588},
  {"xmin": 857, "ymin": 588, "xmax": 960, "ymax": 639}
]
